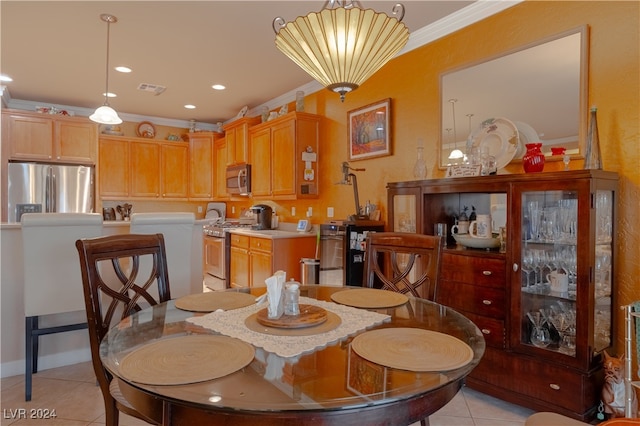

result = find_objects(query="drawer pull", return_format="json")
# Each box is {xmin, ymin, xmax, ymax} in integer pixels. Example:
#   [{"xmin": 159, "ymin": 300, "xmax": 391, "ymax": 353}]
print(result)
[
  {"xmin": 549, "ymin": 383, "xmax": 561, "ymax": 390},
  {"xmin": 513, "ymin": 263, "xmax": 519, "ymax": 272},
  {"xmin": 482, "ymin": 270, "xmax": 492, "ymax": 276},
  {"xmin": 482, "ymin": 299, "xmax": 492, "ymax": 305},
  {"xmin": 481, "ymin": 329, "xmax": 491, "ymax": 335}
]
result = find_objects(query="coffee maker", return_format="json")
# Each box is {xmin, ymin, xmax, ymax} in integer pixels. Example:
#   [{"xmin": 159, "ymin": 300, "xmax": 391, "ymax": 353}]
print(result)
[{"xmin": 250, "ymin": 204, "xmax": 272, "ymax": 230}]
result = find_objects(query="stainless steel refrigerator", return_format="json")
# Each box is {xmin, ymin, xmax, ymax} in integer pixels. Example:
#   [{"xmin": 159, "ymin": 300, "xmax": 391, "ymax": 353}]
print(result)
[{"xmin": 7, "ymin": 162, "xmax": 94, "ymax": 222}]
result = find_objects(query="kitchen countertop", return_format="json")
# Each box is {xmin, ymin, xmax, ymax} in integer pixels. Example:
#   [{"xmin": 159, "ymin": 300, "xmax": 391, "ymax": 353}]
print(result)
[{"xmin": 228, "ymin": 228, "xmax": 317, "ymax": 239}]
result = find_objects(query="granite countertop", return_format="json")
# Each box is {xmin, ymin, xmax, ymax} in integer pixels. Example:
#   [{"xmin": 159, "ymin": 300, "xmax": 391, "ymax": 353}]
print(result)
[{"xmin": 228, "ymin": 228, "xmax": 317, "ymax": 239}]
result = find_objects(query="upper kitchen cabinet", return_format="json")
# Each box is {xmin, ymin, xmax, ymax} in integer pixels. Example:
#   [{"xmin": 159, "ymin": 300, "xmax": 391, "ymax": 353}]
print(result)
[
  {"xmin": 249, "ymin": 112, "xmax": 320, "ymax": 200},
  {"xmin": 188, "ymin": 132, "xmax": 223, "ymax": 200},
  {"xmin": 99, "ymin": 135, "xmax": 188, "ymax": 200},
  {"xmin": 3, "ymin": 109, "xmax": 97, "ymax": 164},
  {"xmin": 223, "ymin": 116, "xmax": 261, "ymax": 166},
  {"xmin": 213, "ymin": 137, "xmax": 228, "ymax": 200}
]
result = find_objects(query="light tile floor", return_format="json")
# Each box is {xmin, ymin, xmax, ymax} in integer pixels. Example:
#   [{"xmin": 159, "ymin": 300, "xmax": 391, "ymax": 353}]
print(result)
[{"xmin": 0, "ymin": 361, "xmax": 535, "ymax": 426}]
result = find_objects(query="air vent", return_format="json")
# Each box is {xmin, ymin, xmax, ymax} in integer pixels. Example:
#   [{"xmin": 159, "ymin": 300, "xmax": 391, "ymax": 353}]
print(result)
[{"xmin": 137, "ymin": 83, "xmax": 166, "ymax": 96}]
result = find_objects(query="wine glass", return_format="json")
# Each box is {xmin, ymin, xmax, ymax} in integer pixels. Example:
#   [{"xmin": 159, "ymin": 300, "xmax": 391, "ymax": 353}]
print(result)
[{"xmin": 527, "ymin": 311, "xmax": 551, "ymax": 348}]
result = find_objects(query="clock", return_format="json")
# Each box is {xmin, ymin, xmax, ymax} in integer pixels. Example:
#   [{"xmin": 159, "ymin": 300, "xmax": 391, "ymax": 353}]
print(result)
[{"xmin": 136, "ymin": 121, "xmax": 156, "ymax": 138}]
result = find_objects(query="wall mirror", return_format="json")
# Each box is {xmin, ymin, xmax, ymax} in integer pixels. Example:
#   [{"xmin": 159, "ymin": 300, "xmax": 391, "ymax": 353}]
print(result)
[{"xmin": 439, "ymin": 26, "xmax": 588, "ymax": 169}]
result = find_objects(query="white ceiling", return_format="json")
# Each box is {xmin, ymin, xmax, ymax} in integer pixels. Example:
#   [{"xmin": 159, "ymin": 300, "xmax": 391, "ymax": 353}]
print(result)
[{"xmin": 1, "ymin": 1, "xmax": 518, "ymax": 127}]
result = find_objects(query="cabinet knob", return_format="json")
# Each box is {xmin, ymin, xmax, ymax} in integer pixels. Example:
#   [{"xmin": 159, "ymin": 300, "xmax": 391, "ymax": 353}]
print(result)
[
  {"xmin": 482, "ymin": 270, "xmax": 492, "ymax": 276},
  {"xmin": 482, "ymin": 299, "xmax": 492, "ymax": 305},
  {"xmin": 481, "ymin": 329, "xmax": 491, "ymax": 335},
  {"xmin": 513, "ymin": 263, "xmax": 519, "ymax": 272},
  {"xmin": 549, "ymin": 383, "xmax": 560, "ymax": 390}
]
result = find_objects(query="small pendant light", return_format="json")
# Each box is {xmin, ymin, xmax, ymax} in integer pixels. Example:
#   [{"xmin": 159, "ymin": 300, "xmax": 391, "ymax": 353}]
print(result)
[{"xmin": 90, "ymin": 14, "xmax": 122, "ymax": 125}]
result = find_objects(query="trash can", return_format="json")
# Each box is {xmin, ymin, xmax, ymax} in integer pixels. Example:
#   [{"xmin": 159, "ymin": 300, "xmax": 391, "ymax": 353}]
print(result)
[{"xmin": 300, "ymin": 258, "xmax": 320, "ymax": 285}]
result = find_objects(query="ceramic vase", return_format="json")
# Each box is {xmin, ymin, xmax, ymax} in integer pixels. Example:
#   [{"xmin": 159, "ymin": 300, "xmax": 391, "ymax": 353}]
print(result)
[{"xmin": 523, "ymin": 143, "xmax": 545, "ymax": 173}]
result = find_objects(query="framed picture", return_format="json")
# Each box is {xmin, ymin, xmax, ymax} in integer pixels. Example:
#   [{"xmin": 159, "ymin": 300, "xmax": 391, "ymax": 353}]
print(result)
[{"xmin": 348, "ymin": 98, "xmax": 391, "ymax": 161}]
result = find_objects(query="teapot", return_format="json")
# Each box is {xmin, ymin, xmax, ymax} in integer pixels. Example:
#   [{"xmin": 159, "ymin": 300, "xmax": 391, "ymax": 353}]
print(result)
[{"xmin": 116, "ymin": 203, "xmax": 132, "ymax": 221}]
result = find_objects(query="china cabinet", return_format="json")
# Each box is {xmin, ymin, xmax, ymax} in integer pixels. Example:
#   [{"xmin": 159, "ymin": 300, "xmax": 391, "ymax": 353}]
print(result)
[
  {"xmin": 387, "ymin": 170, "xmax": 618, "ymax": 421},
  {"xmin": 3, "ymin": 109, "xmax": 97, "ymax": 164},
  {"xmin": 249, "ymin": 112, "xmax": 321, "ymax": 200}
]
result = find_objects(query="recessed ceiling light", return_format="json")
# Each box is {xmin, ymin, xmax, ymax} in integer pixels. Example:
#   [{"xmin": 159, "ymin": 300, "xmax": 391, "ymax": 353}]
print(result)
[
  {"xmin": 0, "ymin": 75, "xmax": 13, "ymax": 82},
  {"xmin": 184, "ymin": 104, "xmax": 196, "ymax": 109},
  {"xmin": 212, "ymin": 84, "xmax": 225, "ymax": 91},
  {"xmin": 115, "ymin": 66, "xmax": 132, "ymax": 73}
]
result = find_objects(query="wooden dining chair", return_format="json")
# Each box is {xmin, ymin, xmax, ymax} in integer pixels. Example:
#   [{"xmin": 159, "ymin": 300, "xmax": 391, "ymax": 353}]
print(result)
[
  {"xmin": 363, "ymin": 232, "xmax": 443, "ymax": 301},
  {"xmin": 75, "ymin": 233, "xmax": 172, "ymax": 426},
  {"xmin": 363, "ymin": 232, "xmax": 443, "ymax": 426}
]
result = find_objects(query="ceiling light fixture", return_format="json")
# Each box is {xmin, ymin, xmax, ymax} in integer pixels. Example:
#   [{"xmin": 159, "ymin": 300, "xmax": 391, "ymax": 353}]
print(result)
[
  {"xmin": 273, "ymin": 1, "xmax": 409, "ymax": 102},
  {"xmin": 90, "ymin": 14, "xmax": 122, "ymax": 125}
]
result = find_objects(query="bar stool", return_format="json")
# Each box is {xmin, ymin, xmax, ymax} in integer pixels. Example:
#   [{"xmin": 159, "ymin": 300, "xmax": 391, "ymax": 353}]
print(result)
[
  {"xmin": 130, "ymin": 212, "xmax": 200, "ymax": 298},
  {"xmin": 21, "ymin": 212, "xmax": 103, "ymax": 401}
]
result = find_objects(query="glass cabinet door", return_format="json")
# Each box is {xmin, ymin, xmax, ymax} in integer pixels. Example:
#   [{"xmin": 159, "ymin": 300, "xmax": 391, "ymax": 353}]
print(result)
[
  {"xmin": 515, "ymin": 184, "xmax": 613, "ymax": 362},
  {"xmin": 388, "ymin": 186, "xmax": 422, "ymax": 233}
]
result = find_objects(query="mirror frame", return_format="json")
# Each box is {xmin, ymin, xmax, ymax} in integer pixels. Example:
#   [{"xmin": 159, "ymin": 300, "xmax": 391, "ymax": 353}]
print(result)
[{"xmin": 438, "ymin": 26, "xmax": 590, "ymax": 170}]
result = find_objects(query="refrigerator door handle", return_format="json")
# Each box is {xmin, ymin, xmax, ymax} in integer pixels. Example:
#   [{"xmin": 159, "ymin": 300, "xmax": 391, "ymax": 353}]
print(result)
[{"xmin": 46, "ymin": 167, "xmax": 55, "ymax": 213}]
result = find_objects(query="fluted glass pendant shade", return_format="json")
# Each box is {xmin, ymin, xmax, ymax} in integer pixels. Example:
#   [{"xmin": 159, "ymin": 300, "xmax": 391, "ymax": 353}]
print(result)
[
  {"xmin": 274, "ymin": 3, "xmax": 409, "ymax": 101},
  {"xmin": 90, "ymin": 14, "xmax": 122, "ymax": 125},
  {"xmin": 90, "ymin": 105, "xmax": 122, "ymax": 124}
]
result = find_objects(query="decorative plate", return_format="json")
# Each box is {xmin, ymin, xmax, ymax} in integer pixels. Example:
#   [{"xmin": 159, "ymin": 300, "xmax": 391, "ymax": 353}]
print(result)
[
  {"xmin": 237, "ymin": 105, "xmax": 248, "ymax": 118},
  {"xmin": 469, "ymin": 117, "xmax": 519, "ymax": 169},
  {"xmin": 453, "ymin": 233, "xmax": 501, "ymax": 249},
  {"xmin": 136, "ymin": 121, "xmax": 156, "ymax": 138}
]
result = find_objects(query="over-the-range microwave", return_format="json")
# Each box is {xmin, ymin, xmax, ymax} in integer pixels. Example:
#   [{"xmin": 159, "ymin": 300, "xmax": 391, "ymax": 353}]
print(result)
[{"xmin": 226, "ymin": 163, "xmax": 251, "ymax": 196}]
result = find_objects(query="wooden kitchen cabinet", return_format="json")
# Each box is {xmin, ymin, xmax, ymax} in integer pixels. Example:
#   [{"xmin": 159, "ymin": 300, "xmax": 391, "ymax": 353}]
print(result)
[
  {"xmin": 249, "ymin": 112, "xmax": 320, "ymax": 200},
  {"xmin": 98, "ymin": 136, "xmax": 129, "ymax": 197},
  {"xmin": 188, "ymin": 132, "xmax": 222, "ymax": 199},
  {"xmin": 3, "ymin": 109, "xmax": 97, "ymax": 164},
  {"xmin": 161, "ymin": 142, "xmax": 188, "ymax": 198},
  {"xmin": 130, "ymin": 139, "xmax": 161, "ymax": 198},
  {"xmin": 99, "ymin": 135, "xmax": 188, "ymax": 200},
  {"xmin": 213, "ymin": 137, "xmax": 228, "ymax": 199},
  {"xmin": 223, "ymin": 116, "xmax": 260, "ymax": 166},
  {"xmin": 387, "ymin": 170, "xmax": 618, "ymax": 422},
  {"xmin": 229, "ymin": 232, "xmax": 316, "ymax": 288}
]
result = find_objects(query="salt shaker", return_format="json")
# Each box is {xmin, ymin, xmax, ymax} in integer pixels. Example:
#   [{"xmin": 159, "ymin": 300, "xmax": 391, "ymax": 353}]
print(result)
[{"xmin": 284, "ymin": 281, "xmax": 300, "ymax": 316}]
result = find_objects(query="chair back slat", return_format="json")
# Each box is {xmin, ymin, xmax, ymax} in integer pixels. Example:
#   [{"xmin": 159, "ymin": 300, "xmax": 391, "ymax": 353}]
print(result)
[{"xmin": 363, "ymin": 232, "xmax": 442, "ymax": 301}]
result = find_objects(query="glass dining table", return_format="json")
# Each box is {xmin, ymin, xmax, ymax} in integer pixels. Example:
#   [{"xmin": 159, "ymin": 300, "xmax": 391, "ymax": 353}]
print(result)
[{"xmin": 100, "ymin": 286, "xmax": 485, "ymax": 426}]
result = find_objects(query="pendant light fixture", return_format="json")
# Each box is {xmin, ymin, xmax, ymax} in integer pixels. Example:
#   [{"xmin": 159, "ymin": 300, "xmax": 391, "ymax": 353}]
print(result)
[
  {"xmin": 90, "ymin": 14, "xmax": 122, "ymax": 125},
  {"xmin": 273, "ymin": 1, "xmax": 409, "ymax": 102},
  {"xmin": 448, "ymin": 99, "xmax": 464, "ymax": 160}
]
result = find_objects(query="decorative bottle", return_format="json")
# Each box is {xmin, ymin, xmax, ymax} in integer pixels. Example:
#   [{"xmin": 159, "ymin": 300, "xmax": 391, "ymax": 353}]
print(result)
[
  {"xmin": 523, "ymin": 143, "xmax": 545, "ymax": 173},
  {"xmin": 413, "ymin": 146, "xmax": 427, "ymax": 179},
  {"xmin": 584, "ymin": 106, "xmax": 602, "ymax": 169}
]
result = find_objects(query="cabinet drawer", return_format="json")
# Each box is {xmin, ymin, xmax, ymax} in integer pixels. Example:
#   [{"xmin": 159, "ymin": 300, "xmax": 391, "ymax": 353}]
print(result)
[
  {"xmin": 250, "ymin": 237, "xmax": 272, "ymax": 253},
  {"xmin": 441, "ymin": 253, "xmax": 505, "ymax": 288},
  {"xmin": 438, "ymin": 281, "xmax": 505, "ymax": 318},
  {"xmin": 230, "ymin": 234, "xmax": 250, "ymax": 249},
  {"xmin": 461, "ymin": 311, "xmax": 505, "ymax": 348},
  {"xmin": 512, "ymin": 356, "xmax": 599, "ymax": 414}
]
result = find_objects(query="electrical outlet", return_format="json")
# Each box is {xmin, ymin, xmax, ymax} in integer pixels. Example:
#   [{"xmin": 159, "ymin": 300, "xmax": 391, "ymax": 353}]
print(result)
[
  {"xmin": 197, "ymin": 206, "xmax": 203, "ymax": 213},
  {"xmin": 327, "ymin": 207, "xmax": 334, "ymax": 217},
  {"xmin": 307, "ymin": 207, "xmax": 313, "ymax": 217},
  {"xmin": 291, "ymin": 207, "xmax": 296, "ymax": 216}
]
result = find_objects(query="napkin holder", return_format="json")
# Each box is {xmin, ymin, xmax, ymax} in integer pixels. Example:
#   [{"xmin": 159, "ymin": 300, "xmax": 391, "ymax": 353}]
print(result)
[{"xmin": 265, "ymin": 270, "xmax": 286, "ymax": 319}]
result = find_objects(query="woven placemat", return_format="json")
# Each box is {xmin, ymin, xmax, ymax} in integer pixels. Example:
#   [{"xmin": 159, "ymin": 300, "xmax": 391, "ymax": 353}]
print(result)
[
  {"xmin": 331, "ymin": 288, "xmax": 408, "ymax": 309},
  {"xmin": 119, "ymin": 335, "xmax": 255, "ymax": 385},
  {"xmin": 175, "ymin": 291, "xmax": 256, "ymax": 312},
  {"xmin": 245, "ymin": 310, "xmax": 342, "ymax": 336},
  {"xmin": 351, "ymin": 328, "xmax": 474, "ymax": 372}
]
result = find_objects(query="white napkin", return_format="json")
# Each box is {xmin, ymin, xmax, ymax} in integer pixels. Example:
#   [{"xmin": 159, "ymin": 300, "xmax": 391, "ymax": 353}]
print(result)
[{"xmin": 265, "ymin": 270, "xmax": 286, "ymax": 319}]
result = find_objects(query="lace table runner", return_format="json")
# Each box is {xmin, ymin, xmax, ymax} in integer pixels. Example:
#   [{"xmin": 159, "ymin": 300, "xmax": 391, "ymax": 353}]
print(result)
[{"xmin": 186, "ymin": 297, "xmax": 390, "ymax": 358}]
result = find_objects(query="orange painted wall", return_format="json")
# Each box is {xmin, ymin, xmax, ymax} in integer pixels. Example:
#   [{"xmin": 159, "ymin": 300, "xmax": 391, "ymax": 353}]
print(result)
[{"xmin": 292, "ymin": 1, "xmax": 639, "ymax": 354}]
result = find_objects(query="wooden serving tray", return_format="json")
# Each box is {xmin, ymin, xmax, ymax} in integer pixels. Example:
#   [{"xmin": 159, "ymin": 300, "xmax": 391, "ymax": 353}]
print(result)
[{"xmin": 256, "ymin": 304, "xmax": 328, "ymax": 329}]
